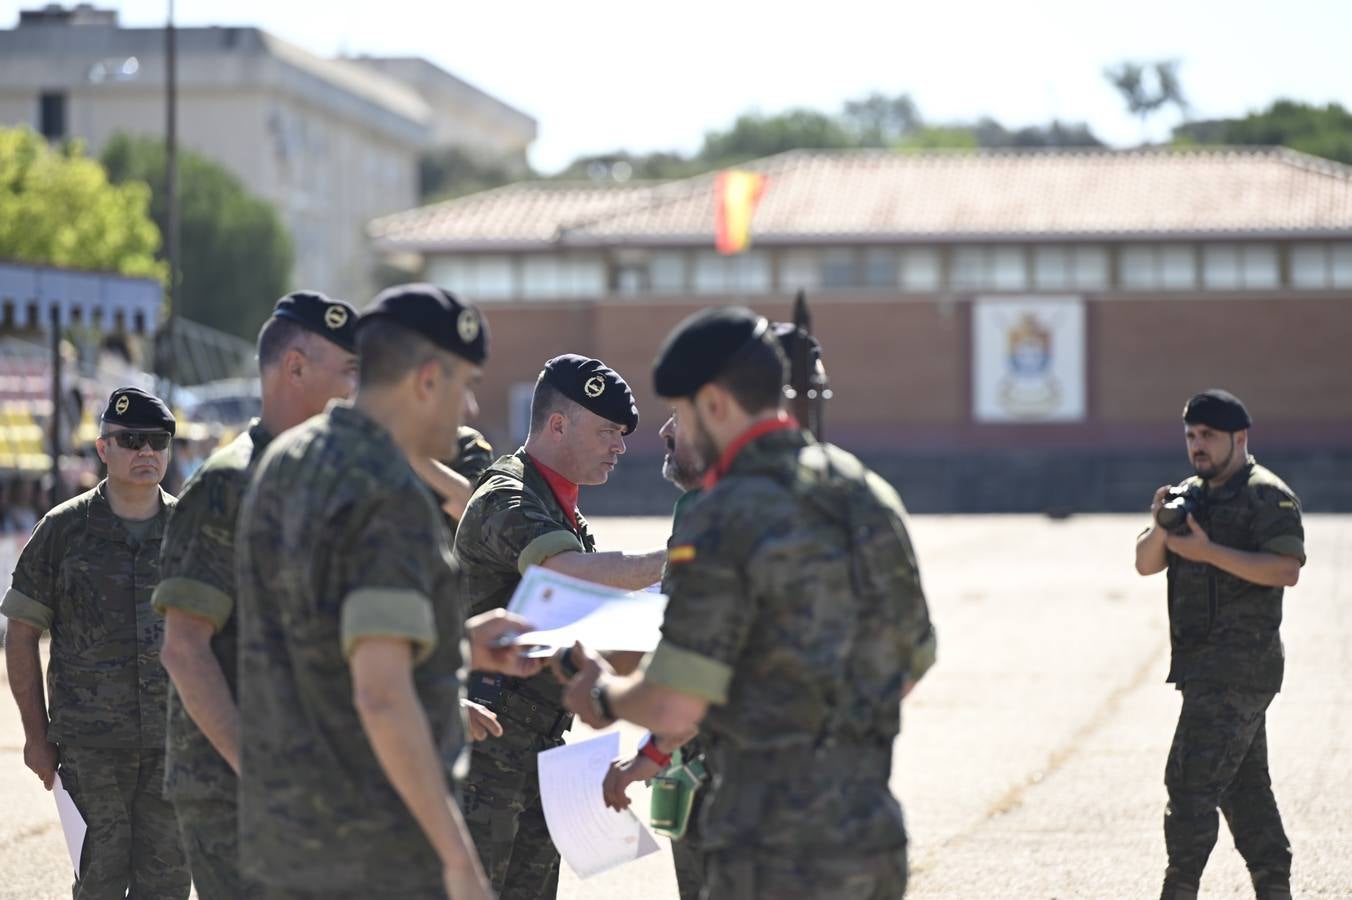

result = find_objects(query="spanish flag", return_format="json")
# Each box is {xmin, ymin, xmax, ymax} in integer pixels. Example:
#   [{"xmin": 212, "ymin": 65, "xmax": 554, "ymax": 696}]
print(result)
[{"xmin": 714, "ymin": 170, "xmax": 767, "ymax": 255}]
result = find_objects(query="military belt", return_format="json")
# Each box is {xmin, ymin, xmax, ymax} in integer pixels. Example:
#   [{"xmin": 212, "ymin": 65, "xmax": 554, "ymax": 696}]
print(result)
[
  {"xmin": 712, "ymin": 741, "xmax": 892, "ymax": 780},
  {"xmin": 467, "ymin": 673, "xmax": 572, "ymax": 739}
]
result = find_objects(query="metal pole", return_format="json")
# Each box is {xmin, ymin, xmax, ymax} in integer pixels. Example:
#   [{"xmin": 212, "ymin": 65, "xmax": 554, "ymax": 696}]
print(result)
[
  {"xmin": 48, "ymin": 305, "xmax": 63, "ymax": 509},
  {"xmin": 162, "ymin": 0, "xmax": 178, "ymax": 397}
]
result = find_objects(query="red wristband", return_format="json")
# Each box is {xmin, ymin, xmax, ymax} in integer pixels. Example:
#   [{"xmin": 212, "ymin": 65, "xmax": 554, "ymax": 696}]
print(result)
[{"xmin": 639, "ymin": 735, "xmax": 672, "ymax": 768}]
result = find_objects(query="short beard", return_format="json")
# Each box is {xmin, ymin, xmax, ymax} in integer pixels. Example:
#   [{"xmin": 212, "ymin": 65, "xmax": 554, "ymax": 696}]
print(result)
[
  {"xmin": 662, "ymin": 444, "xmax": 702, "ymax": 492},
  {"xmin": 1192, "ymin": 435, "xmax": 1236, "ymax": 480}
]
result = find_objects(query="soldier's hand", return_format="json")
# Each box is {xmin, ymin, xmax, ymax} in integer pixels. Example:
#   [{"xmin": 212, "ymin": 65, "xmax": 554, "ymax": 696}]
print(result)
[
  {"xmin": 1150, "ymin": 485, "xmax": 1172, "ymax": 517},
  {"xmin": 562, "ymin": 643, "xmax": 617, "ymax": 727},
  {"xmin": 460, "ymin": 699, "xmax": 503, "ymax": 742},
  {"xmin": 442, "ymin": 864, "xmax": 492, "ymax": 900},
  {"xmin": 1164, "ymin": 513, "xmax": 1214, "ymax": 563},
  {"xmin": 548, "ymin": 644, "xmax": 588, "ymax": 684},
  {"xmin": 466, "ymin": 609, "xmax": 546, "ymax": 678},
  {"xmin": 602, "ymin": 754, "xmax": 662, "ymax": 811},
  {"xmin": 24, "ymin": 737, "xmax": 58, "ymax": 790}
]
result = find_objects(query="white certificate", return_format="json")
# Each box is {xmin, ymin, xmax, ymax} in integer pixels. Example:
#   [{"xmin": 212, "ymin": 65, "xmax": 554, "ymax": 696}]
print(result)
[
  {"xmin": 53, "ymin": 773, "xmax": 85, "ymax": 873},
  {"xmin": 538, "ymin": 732, "xmax": 661, "ymax": 878},
  {"xmin": 507, "ymin": 566, "xmax": 667, "ymax": 655}
]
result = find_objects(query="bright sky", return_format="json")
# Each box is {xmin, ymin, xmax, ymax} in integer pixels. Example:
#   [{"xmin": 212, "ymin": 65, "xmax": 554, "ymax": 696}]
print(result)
[{"xmin": 4, "ymin": 0, "xmax": 1349, "ymax": 173}]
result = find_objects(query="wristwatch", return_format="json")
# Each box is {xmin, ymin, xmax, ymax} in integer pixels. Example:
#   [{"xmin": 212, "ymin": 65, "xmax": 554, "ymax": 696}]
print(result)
[{"xmin": 589, "ymin": 683, "xmax": 616, "ymax": 725}]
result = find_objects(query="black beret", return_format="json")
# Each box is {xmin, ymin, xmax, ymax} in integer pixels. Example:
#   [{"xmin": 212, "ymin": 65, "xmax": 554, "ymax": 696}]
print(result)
[
  {"xmin": 272, "ymin": 290, "xmax": 359, "ymax": 353},
  {"xmin": 542, "ymin": 354, "xmax": 638, "ymax": 435},
  {"xmin": 1183, "ymin": 389, "xmax": 1252, "ymax": 432},
  {"xmin": 101, "ymin": 387, "xmax": 176, "ymax": 435},
  {"xmin": 653, "ymin": 306, "xmax": 771, "ymax": 398},
  {"xmin": 357, "ymin": 283, "xmax": 488, "ymax": 365}
]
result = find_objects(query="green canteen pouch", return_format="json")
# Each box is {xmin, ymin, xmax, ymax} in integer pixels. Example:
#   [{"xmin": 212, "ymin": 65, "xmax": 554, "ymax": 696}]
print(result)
[{"xmin": 649, "ymin": 750, "xmax": 707, "ymax": 840}]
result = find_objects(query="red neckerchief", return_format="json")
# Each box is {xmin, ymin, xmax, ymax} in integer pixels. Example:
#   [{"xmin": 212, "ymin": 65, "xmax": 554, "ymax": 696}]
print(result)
[
  {"xmin": 527, "ymin": 454, "xmax": 581, "ymax": 531},
  {"xmin": 702, "ymin": 416, "xmax": 800, "ymax": 490}
]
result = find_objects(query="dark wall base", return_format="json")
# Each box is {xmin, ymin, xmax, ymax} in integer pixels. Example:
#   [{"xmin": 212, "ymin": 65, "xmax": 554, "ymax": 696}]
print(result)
[{"xmin": 582, "ymin": 450, "xmax": 1352, "ymax": 517}]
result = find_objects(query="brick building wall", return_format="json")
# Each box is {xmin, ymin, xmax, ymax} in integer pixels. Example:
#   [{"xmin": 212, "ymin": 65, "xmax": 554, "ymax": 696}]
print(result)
[{"xmin": 465, "ymin": 291, "xmax": 1352, "ymax": 513}]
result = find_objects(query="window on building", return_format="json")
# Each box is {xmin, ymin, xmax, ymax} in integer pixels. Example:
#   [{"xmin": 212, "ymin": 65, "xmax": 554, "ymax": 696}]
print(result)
[
  {"xmin": 428, "ymin": 255, "xmax": 516, "ymax": 301},
  {"xmin": 778, "ymin": 250, "xmax": 820, "ymax": 293},
  {"xmin": 649, "ymin": 252, "xmax": 686, "ymax": 293},
  {"xmin": 900, "ymin": 247, "xmax": 941, "ymax": 291},
  {"xmin": 819, "ymin": 249, "xmax": 856, "ymax": 288},
  {"xmin": 1289, "ymin": 242, "xmax": 1352, "ymax": 289},
  {"xmin": 692, "ymin": 251, "xmax": 771, "ymax": 295},
  {"xmin": 950, "ymin": 245, "xmax": 1028, "ymax": 291},
  {"xmin": 862, "ymin": 248, "xmax": 899, "ymax": 288},
  {"xmin": 1120, "ymin": 244, "xmax": 1198, "ymax": 290},
  {"xmin": 1201, "ymin": 243, "xmax": 1279, "ymax": 289},
  {"xmin": 1033, "ymin": 245, "xmax": 1109, "ymax": 290},
  {"xmin": 39, "ymin": 91, "xmax": 66, "ymax": 141},
  {"xmin": 520, "ymin": 254, "xmax": 605, "ymax": 299}
]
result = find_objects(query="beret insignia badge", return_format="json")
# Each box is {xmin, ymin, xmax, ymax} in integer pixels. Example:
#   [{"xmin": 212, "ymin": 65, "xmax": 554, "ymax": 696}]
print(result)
[
  {"xmin": 584, "ymin": 375, "xmax": 606, "ymax": 398},
  {"xmin": 115, "ymin": 394, "xmax": 131, "ymax": 415},
  {"xmin": 457, "ymin": 309, "xmax": 480, "ymax": 343},
  {"xmin": 324, "ymin": 305, "xmax": 349, "ymax": 330}
]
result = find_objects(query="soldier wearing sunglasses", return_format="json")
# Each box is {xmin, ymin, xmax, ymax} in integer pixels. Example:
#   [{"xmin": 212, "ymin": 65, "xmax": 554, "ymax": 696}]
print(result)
[{"xmin": 3, "ymin": 386, "xmax": 190, "ymax": 899}]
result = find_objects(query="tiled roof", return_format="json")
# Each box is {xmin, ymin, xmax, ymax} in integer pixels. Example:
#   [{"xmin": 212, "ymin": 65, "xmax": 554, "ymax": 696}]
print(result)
[
  {"xmin": 370, "ymin": 148, "xmax": 1352, "ymax": 250},
  {"xmin": 369, "ymin": 182, "xmax": 659, "ymax": 250}
]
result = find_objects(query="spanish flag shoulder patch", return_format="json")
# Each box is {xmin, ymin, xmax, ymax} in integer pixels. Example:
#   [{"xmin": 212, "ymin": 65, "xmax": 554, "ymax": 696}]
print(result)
[{"xmin": 668, "ymin": 545, "xmax": 697, "ymax": 564}]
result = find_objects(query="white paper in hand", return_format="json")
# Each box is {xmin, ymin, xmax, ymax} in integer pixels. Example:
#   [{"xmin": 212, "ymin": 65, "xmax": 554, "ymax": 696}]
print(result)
[
  {"xmin": 538, "ymin": 732, "xmax": 661, "ymax": 879},
  {"xmin": 507, "ymin": 566, "xmax": 667, "ymax": 654},
  {"xmin": 53, "ymin": 773, "xmax": 85, "ymax": 874}
]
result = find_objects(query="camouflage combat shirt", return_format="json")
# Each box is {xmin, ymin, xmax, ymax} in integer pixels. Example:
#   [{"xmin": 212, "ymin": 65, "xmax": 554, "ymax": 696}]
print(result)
[
  {"xmin": 152, "ymin": 421, "xmax": 271, "ymax": 802},
  {"xmin": 234, "ymin": 403, "xmax": 466, "ymax": 891},
  {"xmin": 453, "ymin": 448, "xmax": 596, "ymax": 713},
  {"xmin": 645, "ymin": 424, "xmax": 937, "ymax": 855},
  {"xmin": 1, "ymin": 481, "xmax": 175, "ymax": 748},
  {"xmin": 1165, "ymin": 456, "xmax": 1305, "ymax": 693},
  {"xmin": 442, "ymin": 425, "xmax": 494, "ymax": 537}
]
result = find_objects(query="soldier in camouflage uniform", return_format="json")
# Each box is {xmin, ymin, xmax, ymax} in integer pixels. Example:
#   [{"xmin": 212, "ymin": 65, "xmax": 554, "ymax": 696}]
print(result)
[
  {"xmin": 234, "ymin": 284, "xmax": 539, "ymax": 900},
  {"xmin": 2, "ymin": 387, "xmax": 189, "ymax": 899},
  {"xmin": 413, "ymin": 425, "xmax": 495, "ymax": 538},
  {"xmin": 454, "ymin": 354, "xmax": 665, "ymax": 899},
  {"xmin": 154, "ymin": 292, "xmax": 358, "ymax": 899},
  {"xmin": 563, "ymin": 306, "xmax": 937, "ymax": 900},
  {"xmin": 601, "ymin": 322, "xmax": 843, "ymax": 900},
  {"xmin": 1136, "ymin": 390, "xmax": 1304, "ymax": 900}
]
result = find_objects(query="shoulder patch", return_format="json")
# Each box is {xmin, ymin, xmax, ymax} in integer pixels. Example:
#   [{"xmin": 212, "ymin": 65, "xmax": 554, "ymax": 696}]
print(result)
[{"xmin": 668, "ymin": 545, "xmax": 697, "ymax": 564}]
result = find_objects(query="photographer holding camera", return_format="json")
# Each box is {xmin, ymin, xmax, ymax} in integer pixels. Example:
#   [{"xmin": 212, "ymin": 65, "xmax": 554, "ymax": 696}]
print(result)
[{"xmin": 1135, "ymin": 389, "xmax": 1305, "ymax": 900}]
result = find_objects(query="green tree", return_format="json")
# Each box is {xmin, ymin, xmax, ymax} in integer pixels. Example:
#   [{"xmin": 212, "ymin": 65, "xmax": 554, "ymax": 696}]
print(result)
[
  {"xmin": 898, "ymin": 126, "xmax": 980, "ymax": 150},
  {"xmin": 1104, "ymin": 59, "xmax": 1189, "ymax": 139},
  {"xmin": 698, "ymin": 109, "xmax": 857, "ymax": 165},
  {"xmin": 100, "ymin": 133, "xmax": 293, "ymax": 340},
  {"xmin": 1174, "ymin": 100, "xmax": 1352, "ymax": 165},
  {"xmin": 420, "ymin": 146, "xmax": 530, "ymax": 201},
  {"xmin": 841, "ymin": 92, "xmax": 921, "ymax": 145},
  {"xmin": 0, "ymin": 126, "xmax": 164, "ymax": 280}
]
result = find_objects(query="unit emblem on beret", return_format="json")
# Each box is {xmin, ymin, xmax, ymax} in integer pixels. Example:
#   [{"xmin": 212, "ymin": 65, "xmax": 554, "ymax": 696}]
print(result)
[
  {"xmin": 457, "ymin": 309, "xmax": 481, "ymax": 343},
  {"xmin": 324, "ymin": 305, "xmax": 349, "ymax": 330},
  {"xmin": 584, "ymin": 375, "xmax": 606, "ymax": 398},
  {"xmin": 115, "ymin": 394, "xmax": 130, "ymax": 415}
]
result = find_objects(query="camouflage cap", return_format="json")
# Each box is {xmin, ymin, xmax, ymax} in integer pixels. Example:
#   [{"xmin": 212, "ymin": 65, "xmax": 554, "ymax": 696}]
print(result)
[
  {"xmin": 101, "ymin": 386, "xmax": 176, "ymax": 434},
  {"xmin": 357, "ymin": 283, "xmax": 488, "ymax": 365},
  {"xmin": 272, "ymin": 290, "xmax": 359, "ymax": 353},
  {"xmin": 541, "ymin": 354, "xmax": 638, "ymax": 435},
  {"xmin": 652, "ymin": 305, "xmax": 770, "ymax": 398}
]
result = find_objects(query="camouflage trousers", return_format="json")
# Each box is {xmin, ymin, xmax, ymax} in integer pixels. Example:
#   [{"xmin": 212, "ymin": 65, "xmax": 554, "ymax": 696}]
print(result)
[
  {"xmin": 462, "ymin": 721, "xmax": 563, "ymax": 900},
  {"xmin": 672, "ymin": 833, "xmax": 707, "ymax": 900},
  {"xmin": 58, "ymin": 745, "xmax": 190, "ymax": 900},
  {"xmin": 701, "ymin": 846, "xmax": 907, "ymax": 900},
  {"xmin": 1162, "ymin": 682, "xmax": 1292, "ymax": 899},
  {"xmin": 252, "ymin": 887, "xmax": 444, "ymax": 900},
  {"xmin": 174, "ymin": 797, "xmax": 264, "ymax": 900}
]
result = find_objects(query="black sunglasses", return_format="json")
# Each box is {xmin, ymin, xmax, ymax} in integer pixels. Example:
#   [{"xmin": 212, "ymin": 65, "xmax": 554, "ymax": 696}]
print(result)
[{"xmin": 101, "ymin": 431, "xmax": 172, "ymax": 451}]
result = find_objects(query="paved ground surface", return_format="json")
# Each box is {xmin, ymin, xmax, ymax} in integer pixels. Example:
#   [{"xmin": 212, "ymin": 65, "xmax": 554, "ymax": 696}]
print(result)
[{"xmin": 2, "ymin": 514, "xmax": 1348, "ymax": 899}]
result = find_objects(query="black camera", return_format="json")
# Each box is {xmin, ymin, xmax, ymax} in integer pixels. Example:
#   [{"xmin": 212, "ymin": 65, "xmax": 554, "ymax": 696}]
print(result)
[{"xmin": 1156, "ymin": 483, "xmax": 1203, "ymax": 532}]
